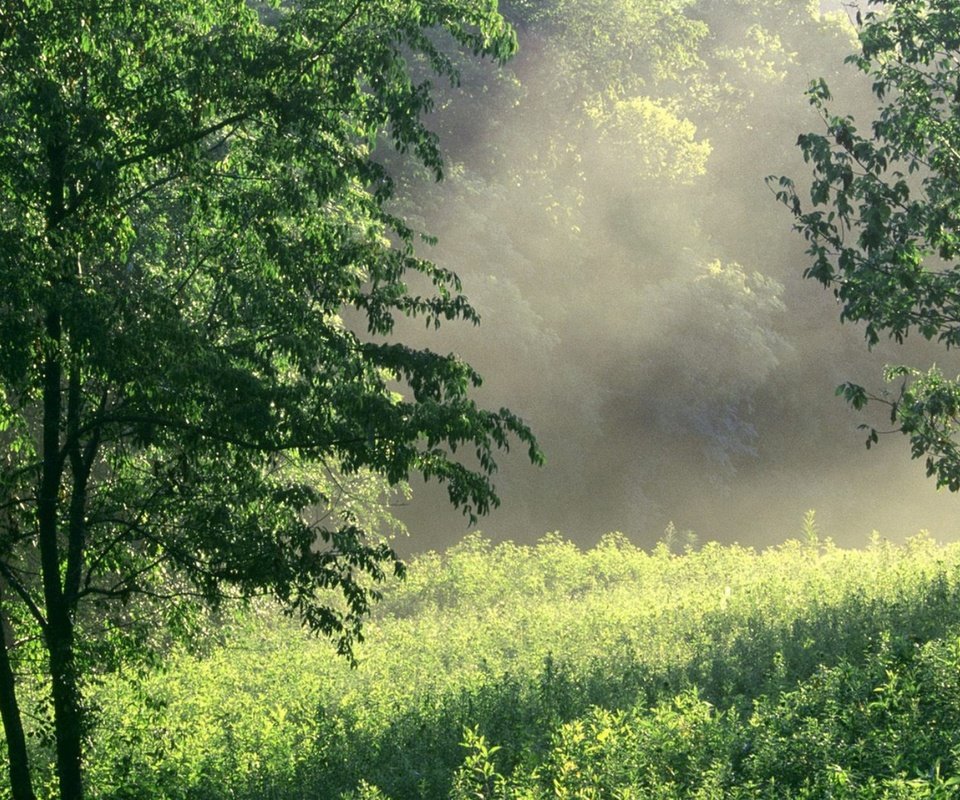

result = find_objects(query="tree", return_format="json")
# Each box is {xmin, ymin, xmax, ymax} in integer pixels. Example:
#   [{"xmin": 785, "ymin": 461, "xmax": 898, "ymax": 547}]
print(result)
[
  {"xmin": 772, "ymin": 0, "xmax": 960, "ymax": 492},
  {"xmin": 0, "ymin": 2, "xmax": 541, "ymax": 798}
]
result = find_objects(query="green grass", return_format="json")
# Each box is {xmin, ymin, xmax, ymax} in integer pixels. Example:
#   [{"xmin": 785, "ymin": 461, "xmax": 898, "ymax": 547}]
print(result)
[{"xmin": 17, "ymin": 526, "xmax": 960, "ymax": 798}]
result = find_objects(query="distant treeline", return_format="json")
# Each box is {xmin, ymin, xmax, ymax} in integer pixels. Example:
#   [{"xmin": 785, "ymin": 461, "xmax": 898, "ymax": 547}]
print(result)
[{"xmin": 390, "ymin": 0, "xmax": 955, "ymax": 547}]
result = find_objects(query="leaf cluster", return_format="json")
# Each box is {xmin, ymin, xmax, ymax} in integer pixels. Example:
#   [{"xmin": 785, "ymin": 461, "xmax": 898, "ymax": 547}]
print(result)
[{"xmin": 771, "ymin": 0, "xmax": 960, "ymax": 493}]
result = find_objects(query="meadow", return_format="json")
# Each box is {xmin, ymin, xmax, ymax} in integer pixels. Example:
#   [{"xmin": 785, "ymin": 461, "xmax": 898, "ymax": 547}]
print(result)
[{"xmin": 28, "ymin": 519, "xmax": 960, "ymax": 798}]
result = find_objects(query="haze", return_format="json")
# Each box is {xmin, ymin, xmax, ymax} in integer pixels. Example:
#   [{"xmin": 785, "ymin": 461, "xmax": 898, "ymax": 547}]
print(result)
[{"xmin": 380, "ymin": 0, "xmax": 960, "ymax": 554}]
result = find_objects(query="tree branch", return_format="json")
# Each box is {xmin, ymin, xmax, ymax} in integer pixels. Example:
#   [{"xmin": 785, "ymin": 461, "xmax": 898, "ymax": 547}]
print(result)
[{"xmin": 0, "ymin": 564, "xmax": 46, "ymax": 631}]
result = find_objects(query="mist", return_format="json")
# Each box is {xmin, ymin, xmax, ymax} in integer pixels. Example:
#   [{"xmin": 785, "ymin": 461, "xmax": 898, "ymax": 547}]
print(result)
[{"xmin": 379, "ymin": 0, "xmax": 960, "ymax": 554}]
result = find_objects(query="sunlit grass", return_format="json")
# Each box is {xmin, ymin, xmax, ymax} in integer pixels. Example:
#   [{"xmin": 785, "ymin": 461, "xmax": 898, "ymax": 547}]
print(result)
[{"xmin": 62, "ymin": 526, "xmax": 960, "ymax": 798}]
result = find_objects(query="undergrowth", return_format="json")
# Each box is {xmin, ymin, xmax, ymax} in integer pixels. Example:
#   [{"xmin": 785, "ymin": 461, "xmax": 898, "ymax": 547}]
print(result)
[{"xmin": 12, "ymin": 527, "xmax": 960, "ymax": 798}]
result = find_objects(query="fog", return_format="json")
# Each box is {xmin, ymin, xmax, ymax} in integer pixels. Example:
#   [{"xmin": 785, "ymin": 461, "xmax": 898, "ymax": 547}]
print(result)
[{"xmin": 381, "ymin": 0, "xmax": 960, "ymax": 554}]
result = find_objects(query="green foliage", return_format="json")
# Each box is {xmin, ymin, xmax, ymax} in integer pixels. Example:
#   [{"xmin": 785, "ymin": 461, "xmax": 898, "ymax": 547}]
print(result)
[
  {"xmin": 741, "ymin": 634, "xmax": 960, "ymax": 798},
  {"xmin": 500, "ymin": 0, "xmax": 708, "ymax": 109},
  {"xmin": 450, "ymin": 728, "xmax": 508, "ymax": 800},
  {"xmin": 340, "ymin": 782, "xmax": 393, "ymax": 800},
  {"xmin": 773, "ymin": 0, "xmax": 960, "ymax": 491},
  {"xmin": 587, "ymin": 95, "xmax": 712, "ymax": 183},
  {"xmin": 538, "ymin": 691, "xmax": 738, "ymax": 799},
  {"xmin": 659, "ymin": 521, "xmax": 699, "ymax": 554},
  {"xmin": 475, "ymin": 631, "xmax": 960, "ymax": 798},
  {"xmin": 0, "ymin": 0, "xmax": 540, "ymax": 796},
  {"xmin": 41, "ymin": 528, "xmax": 960, "ymax": 800},
  {"xmin": 381, "ymin": 0, "xmax": 876, "ymax": 546}
]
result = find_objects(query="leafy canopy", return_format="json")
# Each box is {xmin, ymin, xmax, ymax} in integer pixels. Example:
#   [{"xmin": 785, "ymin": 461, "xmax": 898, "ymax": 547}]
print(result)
[
  {"xmin": 0, "ymin": 1, "xmax": 541, "ymax": 796},
  {"xmin": 0, "ymin": 0, "xmax": 539, "ymax": 646},
  {"xmin": 772, "ymin": 0, "xmax": 960, "ymax": 490}
]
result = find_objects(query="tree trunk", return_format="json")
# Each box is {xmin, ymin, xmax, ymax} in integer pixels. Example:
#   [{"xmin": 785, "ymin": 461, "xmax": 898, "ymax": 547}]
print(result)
[
  {"xmin": 38, "ymin": 308, "xmax": 84, "ymax": 800},
  {"xmin": 0, "ymin": 607, "xmax": 35, "ymax": 800},
  {"xmin": 46, "ymin": 614, "xmax": 83, "ymax": 800},
  {"xmin": 39, "ymin": 129, "xmax": 85, "ymax": 800}
]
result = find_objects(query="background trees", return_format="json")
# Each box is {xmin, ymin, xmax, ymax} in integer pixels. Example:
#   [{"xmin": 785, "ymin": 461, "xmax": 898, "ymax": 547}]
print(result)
[
  {"xmin": 0, "ymin": 1, "xmax": 538, "ymax": 798},
  {"xmin": 389, "ymin": 0, "xmax": 939, "ymax": 547},
  {"xmin": 775, "ymin": 0, "xmax": 960, "ymax": 495}
]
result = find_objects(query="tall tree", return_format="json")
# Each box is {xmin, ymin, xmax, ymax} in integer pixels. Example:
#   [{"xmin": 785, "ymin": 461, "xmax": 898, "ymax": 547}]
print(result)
[
  {"xmin": 773, "ymin": 0, "xmax": 960, "ymax": 490},
  {"xmin": 0, "ymin": 1, "xmax": 539, "ymax": 798}
]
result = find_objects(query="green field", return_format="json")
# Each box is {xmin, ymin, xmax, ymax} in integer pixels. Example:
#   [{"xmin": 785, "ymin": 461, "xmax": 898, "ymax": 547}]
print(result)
[{"xmin": 21, "ymin": 521, "xmax": 960, "ymax": 799}]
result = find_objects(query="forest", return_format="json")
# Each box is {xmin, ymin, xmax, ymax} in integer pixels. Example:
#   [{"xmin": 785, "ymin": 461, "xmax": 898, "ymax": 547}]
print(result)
[
  {"xmin": 384, "ymin": 0, "xmax": 941, "ymax": 549},
  {"xmin": 5, "ymin": 0, "xmax": 960, "ymax": 797}
]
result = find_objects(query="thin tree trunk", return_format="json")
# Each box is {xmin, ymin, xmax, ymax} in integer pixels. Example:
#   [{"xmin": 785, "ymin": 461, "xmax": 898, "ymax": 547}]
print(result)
[
  {"xmin": 40, "ymin": 119, "xmax": 86, "ymax": 800},
  {"xmin": 45, "ymin": 615, "xmax": 83, "ymax": 800},
  {"xmin": 38, "ymin": 314, "xmax": 84, "ymax": 800},
  {"xmin": 0, "ymin": 599, "xmax": 35, "ymax": 800}
]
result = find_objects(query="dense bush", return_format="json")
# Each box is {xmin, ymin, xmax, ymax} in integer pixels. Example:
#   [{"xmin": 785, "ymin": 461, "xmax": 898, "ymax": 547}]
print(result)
[
  {"xmin": 23, "ymin": 529, "xmax": 959, "ymax": 799},
  {"xmin": 446, "ymin": 635, "xmax": 960, "ymax": 798}
]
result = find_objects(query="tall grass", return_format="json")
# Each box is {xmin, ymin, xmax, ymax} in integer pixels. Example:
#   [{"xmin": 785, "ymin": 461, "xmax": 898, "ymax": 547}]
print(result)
[{"xmin": 14, "ymin": 527, "xmax": 960, "ymax": 798}]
